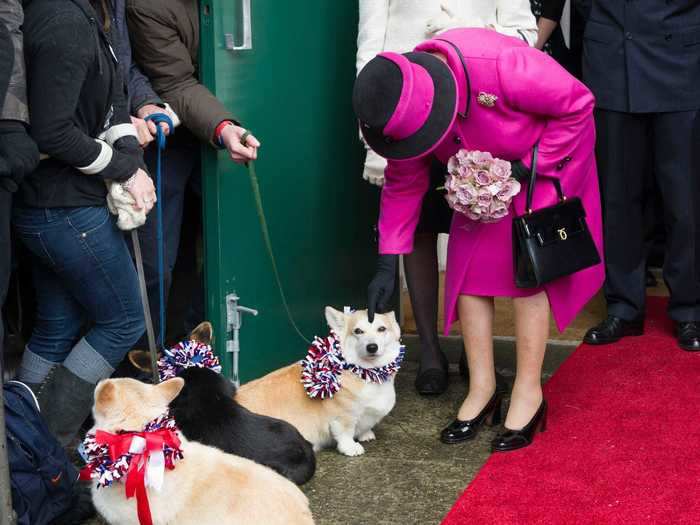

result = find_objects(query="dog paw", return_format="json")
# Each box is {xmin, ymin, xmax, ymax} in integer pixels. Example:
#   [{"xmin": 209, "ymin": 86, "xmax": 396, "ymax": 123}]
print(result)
[
  {"xmin": 358, "ymin": 430, "xmax": 376, "ymax": 442},
  {"xmin": 338, "ymin": 441, "xmax": 365, "ymax": 457}
]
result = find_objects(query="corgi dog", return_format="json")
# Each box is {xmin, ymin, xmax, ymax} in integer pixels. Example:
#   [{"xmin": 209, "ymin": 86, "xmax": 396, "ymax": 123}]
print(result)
[
  {"xmin": 126, "ymin": 323, "xmax": 316, "ymax": 485},
  {"xmin": 235, "ymin": 307, "xmax": 403, "ymax": 457},
  {"xmin": 88, "ymin": 377, "xmax": 314, "ymax": 525}
]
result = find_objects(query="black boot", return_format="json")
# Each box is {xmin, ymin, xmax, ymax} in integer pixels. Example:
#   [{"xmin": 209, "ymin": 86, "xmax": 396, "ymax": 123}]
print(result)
[
  {"xmin": 39, "ymin": 366, "xmax": 96, "ymax": 447},
  {"xmin": 677, "ymin": 322, "xmax": 700, "ymax": 352},
  {"xmin": 584, "ymin": 315, "xmax": 644, "ymax": 345}
]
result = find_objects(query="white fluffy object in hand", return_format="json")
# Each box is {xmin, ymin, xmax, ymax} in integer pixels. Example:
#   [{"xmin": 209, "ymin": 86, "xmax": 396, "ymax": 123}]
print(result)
[{"xmin": 106, "ymin": 181, "xmax": 146, "ymax": 231}]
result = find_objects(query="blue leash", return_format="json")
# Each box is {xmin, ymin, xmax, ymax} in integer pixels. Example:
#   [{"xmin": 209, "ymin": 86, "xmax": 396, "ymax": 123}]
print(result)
[{"xmin": 144, "ymin": 113, "xmax": 174, "ymax": 350}]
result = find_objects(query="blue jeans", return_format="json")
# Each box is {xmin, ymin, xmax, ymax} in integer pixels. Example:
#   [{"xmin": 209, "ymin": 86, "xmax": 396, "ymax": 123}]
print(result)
[{"xmin": 12, "ymin": 206, "xmax": 144, "ymax": 367}]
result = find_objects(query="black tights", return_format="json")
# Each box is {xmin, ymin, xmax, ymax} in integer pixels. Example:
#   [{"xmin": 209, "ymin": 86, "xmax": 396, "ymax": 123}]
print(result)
[{"xmin": 403, "ymin": 233, "xmax": 444, "ymax": 369}]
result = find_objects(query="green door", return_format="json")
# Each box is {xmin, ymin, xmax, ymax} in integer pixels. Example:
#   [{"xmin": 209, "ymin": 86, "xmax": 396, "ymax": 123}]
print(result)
[{"xmin": 199, "ymin": 0, "xmax": 377, "ymax": 383}]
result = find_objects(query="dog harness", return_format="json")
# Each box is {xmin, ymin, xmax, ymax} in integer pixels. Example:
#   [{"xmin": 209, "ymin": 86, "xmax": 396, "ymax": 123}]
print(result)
[{"xmin": 300, "ymin": 331, "xmax": 406, "ymax": 399}]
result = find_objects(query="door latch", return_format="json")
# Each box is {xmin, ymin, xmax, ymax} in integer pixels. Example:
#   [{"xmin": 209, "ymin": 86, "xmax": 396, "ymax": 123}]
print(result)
[{"xmin": 226, "ymin": 293, "xmax": 258, "ymax": 387}]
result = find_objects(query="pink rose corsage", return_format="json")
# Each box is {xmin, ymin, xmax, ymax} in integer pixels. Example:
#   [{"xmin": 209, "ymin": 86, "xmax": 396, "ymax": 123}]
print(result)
[{"xmin": 444, "ymin": 150, "xmax": 521, "ymax": 223}]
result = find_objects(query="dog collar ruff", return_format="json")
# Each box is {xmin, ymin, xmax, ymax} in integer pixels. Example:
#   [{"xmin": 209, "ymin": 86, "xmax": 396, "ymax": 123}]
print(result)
[
  {"xmin": 158, "ymin": 339, "xmax": 222, "ymax": 381},
  {"xmin": 80, "ymin": 413, "xmax": 183, "ymax": 525},
  {"xmin": 300, "ymin": 331, "xmax": 406, "ymax": 399}
]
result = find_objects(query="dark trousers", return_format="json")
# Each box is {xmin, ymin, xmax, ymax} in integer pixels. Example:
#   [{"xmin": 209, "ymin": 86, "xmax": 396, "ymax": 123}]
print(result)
[
  {"xmin": 0, "ymin": 190, "xmax": 11, "ymax": 355},
  {"xmin": 595, "ymin": 109, "xmax": 700, "ymax": 322},
  {"xmin": 137, "ymin": 133, "xmax": 203, "ymax": 344}
]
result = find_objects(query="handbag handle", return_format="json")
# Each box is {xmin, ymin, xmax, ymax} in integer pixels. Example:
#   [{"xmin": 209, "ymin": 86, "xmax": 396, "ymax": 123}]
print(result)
[{"xmin": 525, "ymin": 143, "xmax": 566, "ymax": 214}]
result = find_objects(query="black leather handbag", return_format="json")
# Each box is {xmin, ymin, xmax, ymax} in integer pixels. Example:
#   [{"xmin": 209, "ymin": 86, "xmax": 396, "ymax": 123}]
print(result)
[{"xmin": 513, "ymin": 144, "xmax": 601, "ymax": 288}]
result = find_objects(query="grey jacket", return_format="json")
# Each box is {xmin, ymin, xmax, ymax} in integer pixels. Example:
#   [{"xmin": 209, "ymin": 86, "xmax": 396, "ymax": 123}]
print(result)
[
  {"xmin": 0, "ymin": 0, "xmax": 28, "ymax": 123},
  {"xmin": 109, "ymin": 0, "xmax": 162, "ymax": 114}
]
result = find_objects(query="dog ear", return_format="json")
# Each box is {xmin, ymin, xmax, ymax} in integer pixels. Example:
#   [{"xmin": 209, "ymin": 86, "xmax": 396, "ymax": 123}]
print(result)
[
  {"xmin": 383, "ymin": 311, "xmax": 401, "ymax": 336},
  {"xmin": 325, "ymin": 306, "xmax": 345, "ymax": 334},
  {"xmin": 93, "ymin": 380, "xmax": 117, "ymax": 418},
  {"xmin": 128, "ymin": 350, "xmax": 155, "ymax": 374},
  {"xmin": 190, "ymin": 321, "xmax": 213, "ymax": 345},
  {"xmin": 157, "ymin": 377, "xmax": 185, "ymax": 404}
]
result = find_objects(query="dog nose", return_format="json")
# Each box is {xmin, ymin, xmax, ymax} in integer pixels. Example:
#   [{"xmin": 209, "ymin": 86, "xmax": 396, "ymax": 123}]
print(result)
[{"xmin": 366, "ymin": 343, "xmax": 379, "ymax": 354}]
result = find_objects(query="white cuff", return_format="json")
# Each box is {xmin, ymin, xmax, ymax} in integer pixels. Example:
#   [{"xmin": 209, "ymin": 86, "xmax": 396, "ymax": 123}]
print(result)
[
  {"xmin": 100, "ymin": 123, "xmax": 139, "ymax": 146},
  {"xmin": 163, "ymin": 103, "xmax": 181, "ymax": 128},
  {"xmin": 77, "ymin": 139, "xmax": 113, "ymax": 175}
]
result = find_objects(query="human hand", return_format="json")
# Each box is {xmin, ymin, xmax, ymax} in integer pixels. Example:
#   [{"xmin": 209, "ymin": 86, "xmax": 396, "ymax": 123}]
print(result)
[
  {"xmin": 220, "ymin": 124, "xmax": 261, "ymax": 164},
  {"xmin": 367, "ymin": 254, "xmax": 398, "ymax": 323},
  {"xmin": 130, "ymin": 116, "xmax": 154, "ymax": 147},
  {"xmin": 0, "ymin": 121, "xmax": 39, "ymax": 178},
  {"xmin": 136, "ymin": 104, "xmax": 171, "ymax": 136},
  {"xmin": 122, "ymin": 168, "xmax": 156, "ymax": 213}
]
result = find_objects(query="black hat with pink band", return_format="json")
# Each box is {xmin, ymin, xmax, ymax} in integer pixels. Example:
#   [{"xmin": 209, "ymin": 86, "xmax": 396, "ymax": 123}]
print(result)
[{"xmin": 352, "ymin": 51, "xmax": 459, "ymax": 161}]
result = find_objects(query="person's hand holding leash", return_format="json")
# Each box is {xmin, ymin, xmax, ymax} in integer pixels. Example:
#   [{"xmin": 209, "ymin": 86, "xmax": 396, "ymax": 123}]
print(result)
[
  {"xmin": 130, "ymin": 116, "xmax": 154, "ymax": 147},
  {"xmin": 137, "ymin": 104, "xmax": 172, "ymax": 136},
  {"xmin": 122, "ymin": 168, "xmax": 156, "ymax": 213},
  {"xmin": 220, "ymin": 124, "xmax": 260, "ymax": 163},
  {"xmin": 367, "ymin": 254, "xmax": 398, "ymax": 323}
]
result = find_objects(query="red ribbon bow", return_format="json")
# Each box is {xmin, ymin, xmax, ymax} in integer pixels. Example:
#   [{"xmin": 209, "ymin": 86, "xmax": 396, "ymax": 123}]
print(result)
[{"xmin": 81, "ymin": 428, "xmax": 181, "ymax": 525}]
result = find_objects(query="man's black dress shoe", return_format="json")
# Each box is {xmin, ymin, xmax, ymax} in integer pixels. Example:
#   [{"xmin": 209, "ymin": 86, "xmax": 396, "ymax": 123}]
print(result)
[
  {"xmin": 415, "ymin": 352, "xmax": 449, "ymax": 395},
  {"xmin": 440, "ymin": 392, "xmax": 502, "ymax": 444},
  {"xmin": 584, "ymin": 316, "xmax": 644, "ymax": 345},
  {"xmin": 491, "ymin": 401, "xmax": 547, "ymax": 453},
  {"xmin": 678, "ymin": 322, "xmax": 700, "ymax": 352}
]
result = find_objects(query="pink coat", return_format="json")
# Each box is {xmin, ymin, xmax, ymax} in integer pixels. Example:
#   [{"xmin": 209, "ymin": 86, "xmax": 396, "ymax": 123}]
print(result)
[{"xmin": 378, "ymin": 29, "xmax": 604, "ymax": 334}]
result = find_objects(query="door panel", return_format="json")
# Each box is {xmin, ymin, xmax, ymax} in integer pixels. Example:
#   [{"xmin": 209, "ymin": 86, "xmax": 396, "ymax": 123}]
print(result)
[{"xmin": 199, "ymin": 0, "xmax": 378, "ymax": 382}]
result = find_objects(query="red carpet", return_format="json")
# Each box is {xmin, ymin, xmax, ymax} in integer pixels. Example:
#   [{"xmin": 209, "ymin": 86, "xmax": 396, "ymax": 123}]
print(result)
[{"xmin": 443, "ymin": 297, "xmax": 700, "ymax": 525}]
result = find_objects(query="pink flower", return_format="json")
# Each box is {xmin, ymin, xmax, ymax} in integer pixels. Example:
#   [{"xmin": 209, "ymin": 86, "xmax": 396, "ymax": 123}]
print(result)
[
  {"xmin": 489, "ymin": 200, "xmax": 509, "ymax": 220},
  {"xmin": 477, "ymin": 189, "xmax": 493, "ymax": 207},
  {"xmin": 490, "ymin": 159, "xmax": 511, "ymax": 182},
  {"xmin": 496, "ymin": 180, "xmax": 521, "ymax": 202},
  {"xmin": 468, "ymin": 151, "xmax": 494, "ymax": 167},
  {"xmin": 474, "ymin": 169, "xmax": 492, "ymax": 186}
]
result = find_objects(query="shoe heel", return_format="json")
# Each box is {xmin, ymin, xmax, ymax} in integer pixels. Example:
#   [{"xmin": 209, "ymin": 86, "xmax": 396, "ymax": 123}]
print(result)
[
  {"xmin": 486, "ymin": 395, "xmax": 503, "ymax": 427},
  {"xmin": 538, "ymin": 404, "xmax": 548, "ymax": 433}
]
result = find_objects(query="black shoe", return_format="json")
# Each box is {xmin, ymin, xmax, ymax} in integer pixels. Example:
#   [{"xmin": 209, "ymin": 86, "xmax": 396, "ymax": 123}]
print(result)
[
  {"xmin": 458, "ymin": 352, "xmax": 468, "ymax": 380},
  {"xmin": 440, "ymin": 392, "xmax": 502, "ymax": 444},
  {"xmin": 415, "ymin": 352, "xmax": 448, "ymax": 395},
  {"xmin": 584, "ymin": 316, "xmax": 644, "ymax": 345},
  {"xmin": 677, "ymin": 322, "xmax": 700, "ymax": 352},
  {"xmin": 491, "ymin": 400, "xmax": 547, "ymax": 453}
]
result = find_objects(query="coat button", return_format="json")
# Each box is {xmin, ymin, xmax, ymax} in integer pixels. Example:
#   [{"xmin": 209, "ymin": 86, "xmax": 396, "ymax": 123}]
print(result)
[
  {"xmin": 453, "ymin": 135, "xmax": 462, "ymax": 145},
  {"xmin": 625, "ymin": 32, "xmax": 633, "ymax": 40},
  {"xmin": 665, "ymin": 34, "xmax": 672, "ymax": 41}
]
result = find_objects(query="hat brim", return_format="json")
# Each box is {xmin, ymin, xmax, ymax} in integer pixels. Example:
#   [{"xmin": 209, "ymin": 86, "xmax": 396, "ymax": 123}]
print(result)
[{"xmin": 360, "ymin": 52, "xmax": 458, "ymax": 161}]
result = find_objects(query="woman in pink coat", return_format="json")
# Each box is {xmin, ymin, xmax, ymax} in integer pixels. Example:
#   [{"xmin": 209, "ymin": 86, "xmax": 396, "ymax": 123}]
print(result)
[{"xmin": 353, "ymin": 27, "xmax": 604, "ymax": 452}]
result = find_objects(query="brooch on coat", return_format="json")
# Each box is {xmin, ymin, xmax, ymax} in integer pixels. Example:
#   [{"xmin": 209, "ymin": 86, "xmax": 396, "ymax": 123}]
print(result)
[{"xmin": 477, "ymin": 92, "xmax": 498, "ymax": 108}]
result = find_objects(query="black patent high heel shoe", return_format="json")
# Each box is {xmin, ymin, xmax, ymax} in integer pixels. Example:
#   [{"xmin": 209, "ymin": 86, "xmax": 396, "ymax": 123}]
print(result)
[
  {"xmin": 491, "ymin": 400, "xmax": 547, "ymax": 453},
  {"xmin": 440, "ymin": 392, "xmax": 503, "ymax": 444}
]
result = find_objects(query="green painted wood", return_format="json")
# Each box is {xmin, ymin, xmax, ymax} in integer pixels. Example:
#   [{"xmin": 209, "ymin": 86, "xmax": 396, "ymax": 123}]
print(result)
[{"xmin": 199, "ymin": 0, "xmax": 378, "ymax": 382}]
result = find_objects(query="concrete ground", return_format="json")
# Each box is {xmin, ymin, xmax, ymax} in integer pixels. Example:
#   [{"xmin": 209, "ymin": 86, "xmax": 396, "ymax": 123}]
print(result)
[
  {"xmin": 303, "ymin": 336, "xmax": 576, "ymax": 525},
  {"xmin": 81, "ymin": 337, "xmax": 574, "ymax": 525}
]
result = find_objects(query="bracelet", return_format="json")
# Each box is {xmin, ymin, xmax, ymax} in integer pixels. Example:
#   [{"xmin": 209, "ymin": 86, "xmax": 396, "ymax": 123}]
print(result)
[
  {"xmin": 121, "ymin": 172, "xmax": 138, "ymax": 190},
  {"xmin": 214, "ymin": 120, "xmax": 235, "ymax": 147}
]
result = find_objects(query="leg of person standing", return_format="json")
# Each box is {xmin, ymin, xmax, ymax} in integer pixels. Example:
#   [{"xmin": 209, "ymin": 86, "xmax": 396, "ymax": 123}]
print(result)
[
  {"xmin": 13, "ymin": 206, "xmax": 145, "ymax": 446},
  {"xmin": 652, "ymin": 111, "xmax": 700, "ymax": 350},
  {"xmin": 585, "ymin": 110, "xmax": 651, "ymax": 343}
]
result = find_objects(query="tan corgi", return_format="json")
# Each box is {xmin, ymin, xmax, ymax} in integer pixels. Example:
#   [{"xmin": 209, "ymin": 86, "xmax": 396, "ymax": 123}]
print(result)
[
  {"xmin": 236, "ymin": 307, "xmax": 403, "ymax": 457},
  {"xmin": 88, "ymin": 377, "xmax": 314, "ymax": 525}
]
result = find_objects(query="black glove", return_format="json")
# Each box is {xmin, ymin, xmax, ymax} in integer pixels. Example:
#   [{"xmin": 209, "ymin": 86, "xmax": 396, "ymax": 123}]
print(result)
[
  {"xmin": 510, "ymin": 160, "xmax": 530, "ymax": 183},
  {"xmin": 367, "ymin": 254, "xmax": 398, "ymax": 323},
  {"xmin": 0, "ymin": 121, "xmax": 39, "ymax": 183}
]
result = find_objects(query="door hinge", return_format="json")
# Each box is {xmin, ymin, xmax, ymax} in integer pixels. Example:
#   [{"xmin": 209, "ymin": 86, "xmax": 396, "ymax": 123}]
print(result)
[{"xmin": 226, "ymin": 293, "xmax": 258, "ymax": 387}]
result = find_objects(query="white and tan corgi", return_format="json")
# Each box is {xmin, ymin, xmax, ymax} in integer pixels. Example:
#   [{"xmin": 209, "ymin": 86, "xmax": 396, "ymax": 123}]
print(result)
[
  {"xmin": 89, "ymin": 377, "xmax": 314, "ymax": 525},
  {"xmin": 236, "ymin": 307, "xmax": 404, "ymax": 457}
]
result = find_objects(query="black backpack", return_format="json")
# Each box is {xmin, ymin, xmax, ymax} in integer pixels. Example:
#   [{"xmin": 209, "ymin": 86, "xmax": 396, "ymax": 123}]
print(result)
[{"xmin": 3, "ymin": 381, "xmax": 77, "ymax": 525}]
